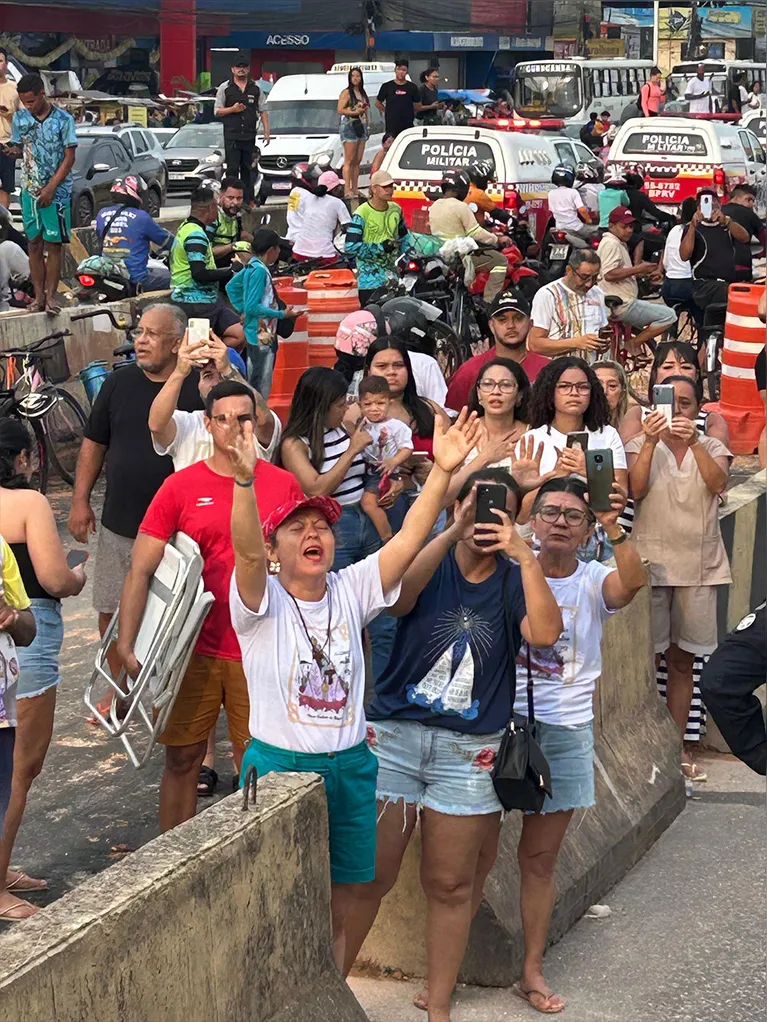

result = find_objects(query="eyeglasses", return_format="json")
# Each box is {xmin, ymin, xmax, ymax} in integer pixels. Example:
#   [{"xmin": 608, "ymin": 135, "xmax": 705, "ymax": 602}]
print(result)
[
  {"xmin": 537, "ymin": 504, "xmax": 591, "ymax": 526},
  {"xmin": 478, "ymin": 378, "xmax": 518, "ymax": 394},
  {"xmin": 572, "ymin": 268, "xmax": 600, "ymax": 285},
  {"xmin": 555, "ymin": 381, "xmax": 592, "ymax": 395}
]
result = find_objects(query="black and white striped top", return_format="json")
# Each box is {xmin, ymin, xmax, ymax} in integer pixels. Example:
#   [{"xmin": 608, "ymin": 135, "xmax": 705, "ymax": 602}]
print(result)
[{"xmin": 304, "ymin": 427, "xmax": 366, "ymax": 507}]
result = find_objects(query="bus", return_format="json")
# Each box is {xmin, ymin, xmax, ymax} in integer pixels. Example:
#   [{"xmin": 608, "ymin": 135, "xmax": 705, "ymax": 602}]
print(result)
[
  {"xmin": 668, "ymin": 60, "xmax": 767, "ymax": 112},
  {"xmin": 511, "ymin": 58, "xmax": 656, "ymax": 123}
]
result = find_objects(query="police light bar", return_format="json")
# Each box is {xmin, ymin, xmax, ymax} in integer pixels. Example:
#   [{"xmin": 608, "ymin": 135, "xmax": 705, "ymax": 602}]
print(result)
[{"xmin": 468, "ymin": 116, "xmax": 565, "ymax": 131}]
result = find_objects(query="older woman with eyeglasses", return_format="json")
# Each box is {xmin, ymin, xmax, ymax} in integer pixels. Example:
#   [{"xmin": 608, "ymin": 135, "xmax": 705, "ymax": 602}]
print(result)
[{"xmin": 513, "ymin": 476, "xmax": 645, "ymax": 1014}]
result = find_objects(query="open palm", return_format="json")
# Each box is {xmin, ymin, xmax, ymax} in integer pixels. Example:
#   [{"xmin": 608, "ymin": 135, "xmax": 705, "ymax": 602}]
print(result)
[{"xmin": 432, "ymin": 408, "xmax": 481, "ymax": 473}]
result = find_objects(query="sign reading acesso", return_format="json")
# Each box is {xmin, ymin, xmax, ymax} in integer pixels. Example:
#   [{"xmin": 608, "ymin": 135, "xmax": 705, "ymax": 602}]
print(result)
[{"xmin": 265, "ymin": 34, "xmax": 311, "ymax": 46}]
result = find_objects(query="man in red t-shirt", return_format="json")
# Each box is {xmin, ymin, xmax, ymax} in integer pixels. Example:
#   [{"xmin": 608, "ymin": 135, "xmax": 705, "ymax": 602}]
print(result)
[
  {"xmin": 116, "ymin": 380, "xmax": 302, "ymax": 832},
  {"xmin": 446, "ymin": 289, "xmax": 549, "ymax": 411}
]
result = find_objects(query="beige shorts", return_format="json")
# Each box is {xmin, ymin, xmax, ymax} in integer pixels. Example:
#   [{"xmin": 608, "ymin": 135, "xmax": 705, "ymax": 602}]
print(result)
[{"xmin": 651, "ymin": 585, "xmax": 718, "ymax": 656}]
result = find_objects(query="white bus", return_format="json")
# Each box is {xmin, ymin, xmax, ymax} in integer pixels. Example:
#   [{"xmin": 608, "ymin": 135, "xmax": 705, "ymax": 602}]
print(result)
[
  {"xmin": 512, "ymin": 58, "xmax": 656, "ymax": 123},
  {"xmin": 668, "ymin": 60, "xmax": 767, "ymax": 112}
]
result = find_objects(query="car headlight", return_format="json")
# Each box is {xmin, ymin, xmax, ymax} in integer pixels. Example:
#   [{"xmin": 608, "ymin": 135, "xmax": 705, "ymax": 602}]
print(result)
[
  {"xmin": 202, "ymin": 153, "xmax": 223, "ymax": 165},
  {"xmin": 310, "ymin": 150, "xmax": 333, "ymax": 168}
]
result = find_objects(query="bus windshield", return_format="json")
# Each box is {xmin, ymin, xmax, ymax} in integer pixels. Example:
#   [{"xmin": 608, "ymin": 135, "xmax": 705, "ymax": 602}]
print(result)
[{"xmin": 513, "ymin": 65, "xmax": 582, "ymax": 118}]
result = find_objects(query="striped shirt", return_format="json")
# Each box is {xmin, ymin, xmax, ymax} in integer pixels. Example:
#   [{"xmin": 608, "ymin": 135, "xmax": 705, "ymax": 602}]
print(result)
[{"xmin": 304, "ymin": 427, "xmax": 366, "ymax": 506}]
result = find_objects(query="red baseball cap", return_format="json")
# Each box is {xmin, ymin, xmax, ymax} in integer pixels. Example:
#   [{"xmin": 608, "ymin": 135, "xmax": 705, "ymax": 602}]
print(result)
[
  {"xmin": 608, "ymin": 205, "xmax": 638, "ymax": 226},
  {"xmin": 262, "ymin": 495, "xmax": 342, "ymax": 542}
]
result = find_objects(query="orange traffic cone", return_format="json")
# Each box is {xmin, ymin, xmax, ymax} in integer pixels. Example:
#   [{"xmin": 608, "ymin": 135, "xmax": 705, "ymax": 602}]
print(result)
[{"xmin": 268, "ymin": 277, "xmax": 309, "ymax": 425}]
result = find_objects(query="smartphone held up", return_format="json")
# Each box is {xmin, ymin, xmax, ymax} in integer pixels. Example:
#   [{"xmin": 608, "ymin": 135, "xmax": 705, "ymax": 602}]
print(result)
[
  {"xmin": 474, "ymin": 483, "xmax": 508, "ymax": 547},
  {"xmin": 585, "ymin": 449, "xmax": 614, "ymax": 512}
]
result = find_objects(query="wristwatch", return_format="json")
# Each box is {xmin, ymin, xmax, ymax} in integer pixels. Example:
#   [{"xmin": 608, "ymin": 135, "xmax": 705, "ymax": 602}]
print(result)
[
  {"xmin": 221, "ymin": 367, "xmax": 238, "ymax": 380},
  {"xmin": 607, "ymin": 527, "xmax": 629, "ymax": 546}
]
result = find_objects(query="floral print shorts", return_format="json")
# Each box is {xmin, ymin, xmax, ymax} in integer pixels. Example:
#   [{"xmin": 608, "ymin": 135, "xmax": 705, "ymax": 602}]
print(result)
[{"xmin": 367, "ymin": 718, "xmax": 505, "ymax": 816}]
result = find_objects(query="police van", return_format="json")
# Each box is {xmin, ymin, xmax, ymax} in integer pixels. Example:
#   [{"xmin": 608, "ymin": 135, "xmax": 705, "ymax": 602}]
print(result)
[
  {"xmin": 380, "ymin": 120, "xmax": 601, "ymax": 242},
  {"xmin": 261, "ymin": 62, "xmax": 396, "ymax": 199},
  {"xmin": 607, "ymin": 116, "xmax": 767, "ymax": 214}
]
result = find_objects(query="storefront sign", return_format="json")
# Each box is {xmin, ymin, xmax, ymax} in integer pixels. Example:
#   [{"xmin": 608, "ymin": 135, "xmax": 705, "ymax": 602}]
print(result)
[
  {"xmin": 265, "ymin": 34, "xmax": 311, "ymax": 46},
  {"xmin": 587, "ymin": 38, "xmax": 625, "ymax": 57},
  {"xmin": 659, "ymin": 8, "xmax": 692, "ymax": 40},
  {"xmin": 128, "ymin": 106, "xmax": 148, "ymax": 126},
  {"xmin": 701, "ymin": 5, "xmax": 752, "ymax": 39},
  {"xmin": 755, "ymin": 7, "xmax": 766, "ymax": 36},
  {"xmin": 499, "ymin": 36, "xmax": 545, "ymax": 50}
]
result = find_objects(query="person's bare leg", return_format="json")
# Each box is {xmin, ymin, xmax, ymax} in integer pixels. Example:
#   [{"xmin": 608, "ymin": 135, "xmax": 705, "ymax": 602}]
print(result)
[
  {"xmin": 88, "ymin": 611, "xmax": 126, "ymax": 722},
  {"xmin": 27, "ymin": 236, "xmax": 45, "ymax": 310},
  {"xmin": 517, "ymin": 810, "xmax": 573, "ymax": 1013},
  {"xmin": 0, "ymin": 688, "xmax": 57, "ymax": 919},
  {"xmin": 342, "ymin": 141, "xmax": 355, "ymax": 197},
  {"xmin": 420, "ymin": 809, "xmax": 502, "ymax": 1022},
  {"xmin": 360, "ymin": 492, "xmax": 393, "ymax": 542},
  {"xmin": 222, "ymin": 323, "xmax": 246, "ymax": 350},
  {"xmin": 159, "ymin": 740, "xmax": 207, "ymax": 832},
  {"xmin": 632, "ymin": 319, "xmax": 674, "ymax": 349},
  {"xmin": 43, "ymin": 242, "xmax": 63, "ymax": 312},
  {"xmin": 665, "ymin": 642, "xmax": 696, "ymax": 766},
  {"xmin": 414, "ymin": 814, "xmax": 502, "ymax": 1012},
  {"xmin": 352, "ymin": 140, "xmax": 365, "ymax": 195},
  {"xmin": 343, "ymin": 798, "xmax": 418, "ymax": 976},
  {"xmin": 0, "ymin": 189, "xmax": 9, "ymax": 210}
]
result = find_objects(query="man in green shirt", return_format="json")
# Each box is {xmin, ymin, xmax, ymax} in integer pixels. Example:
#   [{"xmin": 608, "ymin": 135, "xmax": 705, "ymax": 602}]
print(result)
[
  {"xmin": 208, "ymin": 176, "xmax": 253, "ymax": 269},
  {"xmin": 345, "ymin": 169, "xmax": 408, "ymax": 304},
  {"xmin": 170, "ymin": 184, "xmax": 245, "ymax": 347}
]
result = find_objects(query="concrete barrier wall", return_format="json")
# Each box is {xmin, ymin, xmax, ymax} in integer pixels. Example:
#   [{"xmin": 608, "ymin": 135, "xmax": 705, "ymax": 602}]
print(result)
[
  {"xmin": 359, "ymin": 585, "xmax": 686, "ymax": 985},
  {"xmin": 0, "ymin": 773, "xmax": 367, "ymax": 1022}
]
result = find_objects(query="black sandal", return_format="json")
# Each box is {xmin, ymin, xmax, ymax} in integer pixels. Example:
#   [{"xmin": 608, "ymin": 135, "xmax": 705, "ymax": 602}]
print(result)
[{"xmin": 197, "ymin": 766, "xmax": 218, "ymax": 797}]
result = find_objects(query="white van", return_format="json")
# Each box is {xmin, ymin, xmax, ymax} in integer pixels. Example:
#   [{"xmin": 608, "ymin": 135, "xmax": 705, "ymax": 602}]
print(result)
[
  {"xmin": 261, "ymin": 62, "xmax": 397, "ymax": 199},
  {"xmin": 607, "ymin": 116, "xmax": 767, "ymax": 214},
  {"xmin": 381, "ymin": 121, "xmax": 600, "ymax": 243}
]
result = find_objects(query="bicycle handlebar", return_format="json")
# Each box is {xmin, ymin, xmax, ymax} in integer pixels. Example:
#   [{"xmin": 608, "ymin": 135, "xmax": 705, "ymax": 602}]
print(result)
[
  {"xmin": 0, "ymin": 330, "xmax": 71, "ymax": 358},
  {"xmin": 70, "ymin": 308, "xmax": 133, "ymax": 331}
]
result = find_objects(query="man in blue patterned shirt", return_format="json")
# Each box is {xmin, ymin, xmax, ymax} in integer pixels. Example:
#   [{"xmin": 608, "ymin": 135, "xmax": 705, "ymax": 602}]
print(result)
[{"xmin": 7, "ymin": 74, "xmax": 77, "ymax": 313}]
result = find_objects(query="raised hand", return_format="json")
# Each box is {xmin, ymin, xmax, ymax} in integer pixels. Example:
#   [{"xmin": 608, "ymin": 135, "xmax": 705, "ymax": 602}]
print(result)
[
  {"xmin": 642, "ymin": 409, "xmax": 667, "ymax": 444},
  {"xmin": 555, "ymin": 444, "xmax": 587, "ymax": 478},
  {"xmin": 432, "ymin": 407, "xmax": 481, "ymax": 473},
  {"xmin": 348, "ymin": 418, "xmax": 373, "ymax": 455},
  {"xmin": 225, "ymin": 417, "xmax": 258, "ymax": 482},
  {"xmin": 473, "ymin": 508, "xmax": 533, "ymax": 563},
  {"xmin": 205, "ymin": 330, "xmax": 230, "ymax": 372},
  {"xmin": 175, "ymin": 331, "xmax": 201, "ymax": 377},
  {"xmin": 670, "ymin": 415, "xmax": 699, "ymax": 446},
  {"xmin": 590, "ymin": 481, "xmax": 628, "ymax": 530},
  {"xmin": 510, "ymin": 435, "xmax": 558, "ymax": 491}
]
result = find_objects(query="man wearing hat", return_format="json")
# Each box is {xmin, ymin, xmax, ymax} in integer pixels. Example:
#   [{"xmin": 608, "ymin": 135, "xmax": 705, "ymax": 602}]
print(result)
[
  {"xmin": 345, "ymin": 170, "xmax": 408, "ymax": 304},
  {"xmin": 445, "ymin": 288, "xmax": 550, "ymax": 411},
  {"xmin": 214, "ymin": 53, "xmax": 269, "ymax": 204},
  {"xmin": 597, "ymin": 206, "xmax": 677, "ymax": 349}
]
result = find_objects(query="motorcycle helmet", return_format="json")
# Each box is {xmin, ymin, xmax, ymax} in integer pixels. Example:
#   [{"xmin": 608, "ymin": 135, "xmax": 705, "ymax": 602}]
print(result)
[
  {"xmin": 551, "ymin": 164, "xmax": 576, "ymax": 188},
  {"xmin": 604, "ymin": 167, "xmax": 627, "ymax": 188},
  {"xmin": 334, "ymin": 310, "xmax": 379, "ymax": 384},
  {"xmin": 110, "ymin": 175, "xmax": 146, "ymax": 205},
  {"xmin": 440, "ymin": 168, "xmax": 470, "ymax": 201},
  {"xmin": 290, "ymin": 161, "xmax": 322, "ymax": 191},
  {"xmin": 466, "ymin": 159, "xmax": 496, "ymax": 189},
  {"xmin": 575, "ymin": 162, "xmax": 600, "ymax": 184}
]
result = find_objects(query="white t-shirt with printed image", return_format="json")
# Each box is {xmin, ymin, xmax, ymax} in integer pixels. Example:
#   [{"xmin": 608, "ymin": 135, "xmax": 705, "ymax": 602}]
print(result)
[
  {"xmin": 514, "ymin": 558, "xmax": 616, "ymax": 725},
  {"xmin": 152, "ymin": 408, "xmax": 282, "ymax": 469},
  {"xmin": 362, "ymin": 417, "xmax": 414, "ymax": 465},
  {"xmin": 230, "ymin": 551, "xmax": 401, "ymax": 753}
]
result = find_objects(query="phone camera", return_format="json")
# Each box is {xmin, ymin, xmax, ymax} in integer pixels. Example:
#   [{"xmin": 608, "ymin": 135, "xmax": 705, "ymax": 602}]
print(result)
[{"xmin": 595, "ymin": 454, "xmax": 603, "ymax": 464}]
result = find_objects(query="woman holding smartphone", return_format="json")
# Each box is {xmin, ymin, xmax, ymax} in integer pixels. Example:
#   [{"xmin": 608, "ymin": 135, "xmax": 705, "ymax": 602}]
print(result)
[
  {"xmin": 344, "ymin": 467, "xmax": 562, "ymax": 1022},
  {"xmin": 626, "ymin": 375, "xmax": 731, "ymax": 782},
  {"xmin": 337, "ymin": 67, "xmax": 370, "ymax": 199},
  {"xmin": 512, "ymin": 475, "xmax": 644, "ymax": 1014},
  {"xmin": 0, "ymin": 418, "xmax": 86, "ymax": 921}
]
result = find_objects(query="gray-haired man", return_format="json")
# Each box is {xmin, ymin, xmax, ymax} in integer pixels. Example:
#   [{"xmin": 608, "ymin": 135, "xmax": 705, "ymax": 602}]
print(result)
[{"xmin": 68, "ymin": 303, "xmax": 204, "ymax": 716}]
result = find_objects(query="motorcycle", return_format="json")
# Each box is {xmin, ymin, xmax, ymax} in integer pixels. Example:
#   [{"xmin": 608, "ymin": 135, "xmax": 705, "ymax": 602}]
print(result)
[
  {"xmin": 75, "ymin": 256, "xmax": 170, "ymax": 304},
  {"xmin": 469, "ymin": 238, "xmax": 546, "ymax": 303}
]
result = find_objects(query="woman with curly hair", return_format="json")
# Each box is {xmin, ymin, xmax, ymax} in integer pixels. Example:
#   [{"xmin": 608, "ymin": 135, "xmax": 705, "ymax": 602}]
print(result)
[{"xmin": 516, "ymin": 356, "xmax": 628, "ymax": 524}]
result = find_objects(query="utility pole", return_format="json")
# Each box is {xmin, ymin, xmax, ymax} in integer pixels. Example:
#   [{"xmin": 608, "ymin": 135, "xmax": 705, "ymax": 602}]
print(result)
[{"xmin": 653, "ymin": 0, "xmax": 660, "ymax": 65}]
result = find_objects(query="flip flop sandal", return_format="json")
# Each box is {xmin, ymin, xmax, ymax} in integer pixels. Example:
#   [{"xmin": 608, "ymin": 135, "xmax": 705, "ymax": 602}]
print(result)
[
  {"xmin": 6, "ymin": 871, "xmax": 48, "ymax": 893},
  {"xmin": 197, "ymin": 766, "xmax": 218, "ymax": 797},
  {"xmin": 512, "ymin": 982, "xmax": 565, "ymax": 1014},
  {"xmin": 0, "ymin": 897, "xmax": 39, "ymax": 921}
]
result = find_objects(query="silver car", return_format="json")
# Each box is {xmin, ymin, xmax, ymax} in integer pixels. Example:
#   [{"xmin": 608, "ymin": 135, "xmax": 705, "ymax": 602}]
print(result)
[{"xmin": 163, "ymin": 122, "xmax": 226, "ymax": 191}]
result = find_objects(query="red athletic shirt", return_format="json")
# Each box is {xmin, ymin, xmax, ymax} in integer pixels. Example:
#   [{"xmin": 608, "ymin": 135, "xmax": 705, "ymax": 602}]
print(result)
[
  {"xmin": 139, "ymin": 460, "xmax": 303, "ymax": 660},
  {"xmin": 446, "ymin": 348, "xmax": 550, "ymax": 412}
]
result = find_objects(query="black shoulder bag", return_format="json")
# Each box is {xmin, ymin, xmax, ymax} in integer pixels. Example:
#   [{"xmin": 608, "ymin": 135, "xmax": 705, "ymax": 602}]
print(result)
[{"xmin": 491, "ymin": 580, "xmax": 552, "ymax": 813}]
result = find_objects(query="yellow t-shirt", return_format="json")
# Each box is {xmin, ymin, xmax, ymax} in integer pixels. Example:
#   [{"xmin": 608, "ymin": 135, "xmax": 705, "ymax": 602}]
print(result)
[{"xmin": 0, "ymin": 537, "xmax": 30, "ymax": 728}]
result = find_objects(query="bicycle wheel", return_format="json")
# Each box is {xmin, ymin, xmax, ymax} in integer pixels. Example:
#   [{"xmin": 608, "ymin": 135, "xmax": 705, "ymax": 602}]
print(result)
[
  {"xmin": 44, "ymin": 388, "xmax": 88, "ymax": 485},
  {"xmin": 429, "ymin": 321, "xmax": 463, "ymax": 381},
  {"xmin": 16, "ymin": 414, "xmax": 49, "ymax": 494}
]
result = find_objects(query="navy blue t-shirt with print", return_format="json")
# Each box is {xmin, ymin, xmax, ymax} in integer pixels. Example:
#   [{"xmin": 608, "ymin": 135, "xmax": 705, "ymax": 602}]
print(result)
[{"xmin": 369, "ymin": 549, "xmax": 526, "ymax": 734}]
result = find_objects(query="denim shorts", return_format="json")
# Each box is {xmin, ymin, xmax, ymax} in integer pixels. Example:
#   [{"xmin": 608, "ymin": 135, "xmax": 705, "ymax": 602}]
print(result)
[
  {"xmin": 240, "ymin": 736, "xmax": 378, "ymax": 884},
  {"xmin": 528, "ymin": 718, "xmax": 595, "ymax": 815},
  {"xmin": 619, "ymin": 298, "xmax": 677, "ymax": 330},
  {"xmin": 339, "ymin": 117, "xmax": 369, "ymax": 143},
  {"xmin": 17, "ymin": 599, "xmax": 64, "ymax": 699},
  {"xmin": 369, "ymin": 718, "xmax": 505, "ymax": 816}
]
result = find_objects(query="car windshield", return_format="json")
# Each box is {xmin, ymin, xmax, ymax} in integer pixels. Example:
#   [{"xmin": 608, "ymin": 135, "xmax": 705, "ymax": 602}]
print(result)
[
  {"xmin": 623, "ymin": 130, "xmax": 709, "ymax": 157},
  {"xmin": 513, "ymin": 68, "xmax": 582, "ymax": 118},
  {"xmin": 266, "ymin": 100, "xmax": 339, "ymax": 135},
  {"xmin": 165, "ymin": 124, "xmax": 224, "ymax": 149}
]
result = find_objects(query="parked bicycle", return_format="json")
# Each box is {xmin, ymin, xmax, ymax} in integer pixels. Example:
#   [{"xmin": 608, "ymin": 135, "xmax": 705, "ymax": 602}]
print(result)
[
  {"xmin": 0, "ymin": 330, "xmax": 88, "ymax": 492},
  {"xmin": 71, "ymin": 307, "xmax": 137, "ymax": 409}
]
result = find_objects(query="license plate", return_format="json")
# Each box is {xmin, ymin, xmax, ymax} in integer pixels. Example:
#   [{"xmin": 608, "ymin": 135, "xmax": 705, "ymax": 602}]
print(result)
[
  {"xmin": 549, "ymin": 244, "xmax": 569, "ymax": 260},
  {"xmin": 272, "ymin": 181, "xmax": 291, "ymax": 191},
  {"xmin": 403, "ymin": 275, "xmax": 417, "ymax": 292},
  {"xmin": 169, "ymin": 172, "xmax": 187, "ymax": 181}
]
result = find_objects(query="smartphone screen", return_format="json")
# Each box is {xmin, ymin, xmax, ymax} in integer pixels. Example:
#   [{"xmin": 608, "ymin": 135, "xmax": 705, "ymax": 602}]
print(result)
[
  {"xmin": 652, "ymin": 384, "xmax": 675, "ymax": 427},
  {"xmin": 700, "ymin": 194, "xmax": 713, "ymax": 220},
  {"xmin": 66, "ymin": 550, "xmax": 89, "ymax": 569},
  {"xmin": 585, "ymin": 450, "xmax": 614, "ymax": 513},
  {"xmin": 474, "ymin": 483, "xmax": 508, "ymax": 548}
]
